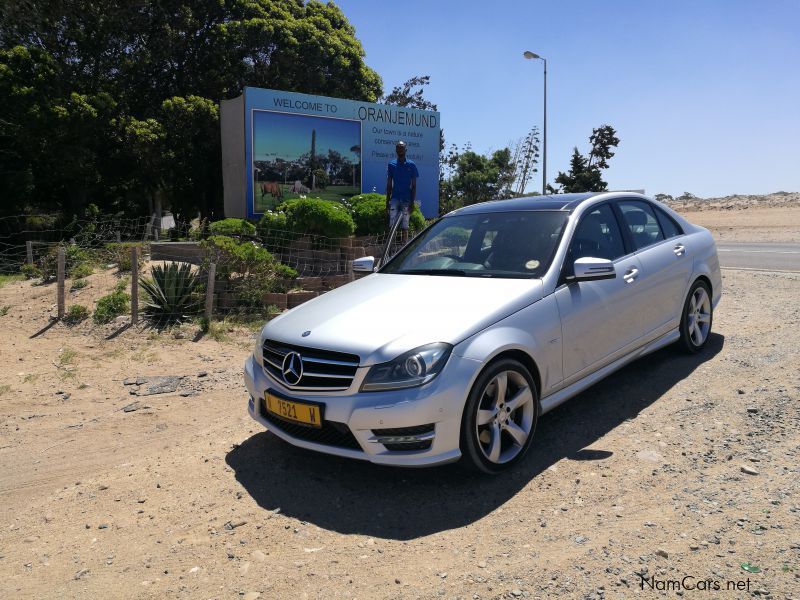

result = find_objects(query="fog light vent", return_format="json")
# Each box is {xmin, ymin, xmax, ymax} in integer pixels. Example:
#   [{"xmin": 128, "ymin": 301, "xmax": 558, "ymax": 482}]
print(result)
[{"xmin": 369, "ymin": 424, "xmax": 434, "ymax": 452}]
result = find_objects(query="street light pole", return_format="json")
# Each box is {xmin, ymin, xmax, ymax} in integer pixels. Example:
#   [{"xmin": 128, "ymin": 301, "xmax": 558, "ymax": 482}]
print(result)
[{"xmin": 523, "ymin": 51, "xmax": 547, "ymax": 195}]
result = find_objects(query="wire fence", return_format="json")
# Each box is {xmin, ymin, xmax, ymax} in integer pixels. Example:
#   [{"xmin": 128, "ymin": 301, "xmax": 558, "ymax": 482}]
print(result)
[{"xmin": 0, "ymin": 214, "xmax": 407, "ymax": 327}]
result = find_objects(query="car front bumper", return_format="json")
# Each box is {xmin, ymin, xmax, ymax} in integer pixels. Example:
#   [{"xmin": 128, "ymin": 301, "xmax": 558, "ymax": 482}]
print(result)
[{"xmin": 243, "ymin": 352, "xmax": 482, "ymax": 467}]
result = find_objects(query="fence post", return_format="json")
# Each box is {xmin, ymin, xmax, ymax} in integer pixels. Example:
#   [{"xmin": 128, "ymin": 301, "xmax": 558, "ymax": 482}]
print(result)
[
  {"xmin": 26, "ymin": 241, "xmax": 34, "ymax": 265},
  {"xmin": 57, "ymin": 246, "xmax": 65, "ymax": 319},
  {"xmin": 115, "ymin": 231, "xmax": 121, "ymax": 243},
  {"xmin": 131, "ymin": 246, "xmax": 139, "ymax": 324},
  {"xmin": 205, "ymin": 263, "xmax": 216, "ymax": 320}
]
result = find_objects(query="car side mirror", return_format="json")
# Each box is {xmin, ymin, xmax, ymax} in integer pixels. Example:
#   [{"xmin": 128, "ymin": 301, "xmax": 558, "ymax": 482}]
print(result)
[
  {"xmin": 570, "ymin": 257, "xmax": 615, "ymax": 282},
  {"xmin": 352, "ymin": 256, "xmax": 375, "ymax": 272}
]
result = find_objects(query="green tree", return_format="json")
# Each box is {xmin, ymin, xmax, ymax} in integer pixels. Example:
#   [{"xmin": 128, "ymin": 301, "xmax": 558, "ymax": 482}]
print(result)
[
  {"xmin": 551, "ymin": 125, "xmax": 620, "ymax": 193},
  {"xmin": 443, "ymin": 147, "xmax": 517, "ymax": 209},
  {"xmin": 0, "ymin": 0, "xmax": 383, "ymax": 218},
  {"xmin": 381, "ymin": 75, "xmax": 438, "ymax": 111}
]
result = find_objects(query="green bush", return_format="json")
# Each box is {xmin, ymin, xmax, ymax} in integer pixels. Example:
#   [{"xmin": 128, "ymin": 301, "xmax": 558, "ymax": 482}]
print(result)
[
  {"xmin": 70, "ymin": 278, "xmax": 88, "ymax": 291},
  {"xmin": 139, "ymin": 262, "xmax": 200, "ymax": 323},
  {"xmin": 347, "ymin": 192, "xmax": 386, "ymax": 206},
  {"xmin": 351, "ymin": 199, "xmax": 387, "ymax": 236},
  {"xmin": 201, "ymin": 235, "xmax": 297, "ymax": 302},
  {"xmin": 256, "ymin": 210, "xmax": 294, "ymax": 252},
  {"xmin": 63, "ymin": 304, "xmax": 89, "ymax": 325},
  {"xmin": 284, "ymin": 198, "xmax": 355, "ymax": 238},
  {"xmin": 65, "ymin": 243, "xmax": 92, "ymax": 269},
  {"xmin": 68, "ymin": 262, "xmax": 93, "ymax": 279},
  {"xmin": 350, "ymin": 197, "xmax": 426, "ymax": 236},
  {"xmin": 21, "ymin": 263, "xmax": 40, "ymax": 280},
  {"xmin": 409, "ymin": 207, "xmax": 426, "ymax": 232},
  {"xmin": 208, "ymin": 218, "xmax": 256, "ymax": 237},
  {"xmin": 93, "ymin": 290, "xmax": 130, "ymax": 324},
  {"xmin": 37, "ymin": 250, "xmax": 58, "ymax": 282},
  {"xmin": 105, "ymin": 242, "xmax": 146, "ymax": 272},
  {"xmin": 202, "ymin": 235, "xmax": 275, "ymax": 277}
]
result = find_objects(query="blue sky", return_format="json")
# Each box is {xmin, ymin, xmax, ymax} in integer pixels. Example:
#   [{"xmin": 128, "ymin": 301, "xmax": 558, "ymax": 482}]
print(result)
[
  {"xmin": 253, "ymin": 111, "xmax": 361, "ymax": 162},
  {"xmin": 337, "ymin": 0, "xmax": 799, "ymax": 197}
]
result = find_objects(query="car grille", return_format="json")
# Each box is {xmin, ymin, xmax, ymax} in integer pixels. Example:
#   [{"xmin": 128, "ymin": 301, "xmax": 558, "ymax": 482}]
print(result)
[
  {"xmin": 260, "ymin": 401, "xmax": 361, "ymax": 451},
  {"xmin": 262, "ymin": 339, "xmax": 360, "ymax": 391}
]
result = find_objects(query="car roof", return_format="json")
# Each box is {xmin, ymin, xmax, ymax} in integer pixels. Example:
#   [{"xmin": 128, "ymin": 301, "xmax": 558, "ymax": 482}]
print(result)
[{"xmin": 447, "ymin": 192, "xmax": 604, "ymax": 216}]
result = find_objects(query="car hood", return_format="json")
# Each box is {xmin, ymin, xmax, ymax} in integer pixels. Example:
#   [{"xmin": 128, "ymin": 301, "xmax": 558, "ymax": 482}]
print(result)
[{"xmin": 263, "ymin": 273, "xmax": 543, "ymax": 365}]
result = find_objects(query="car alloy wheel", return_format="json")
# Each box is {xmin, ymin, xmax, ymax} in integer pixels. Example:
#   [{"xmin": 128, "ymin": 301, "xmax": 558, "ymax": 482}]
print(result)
[
  {"xmin": 679, "ymin": 280, "xmax": 713, "ymax": 353},
  {"xmin": 461, "ymin": 359, "xmax": 539, "ymax": 473}
]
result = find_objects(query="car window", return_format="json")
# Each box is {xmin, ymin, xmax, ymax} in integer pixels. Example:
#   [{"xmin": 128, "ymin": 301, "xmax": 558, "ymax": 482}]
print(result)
[
  {"xmin": 567, "ymin": 204, "xmax": 626, "ymax": 265},
  {"xmin": 653, "ymin": 206, "xmax": 683, "ymax": 239},
  {"xmin": 618, "ymin": 200, "xmax": 665, "ymax": 250},
  {"xmin": 381, "ymin": 211, "xmax": 568, "ymax": 278}
]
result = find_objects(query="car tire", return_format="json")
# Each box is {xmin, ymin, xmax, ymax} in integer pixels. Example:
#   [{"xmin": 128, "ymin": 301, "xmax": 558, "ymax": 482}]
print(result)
[
  {"xmin": 678, "ymin": 279, "xmax": 713, "ymax": 354},
  {"xmin": 460, "ymin": 358, "xmax": 539, "ymax": 474}
]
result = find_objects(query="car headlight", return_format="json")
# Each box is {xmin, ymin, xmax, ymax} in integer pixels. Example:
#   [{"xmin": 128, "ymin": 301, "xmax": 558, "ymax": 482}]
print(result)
[
  {"xmin": 253, "ymin": 334, "xmax": 263, "ymax": 362},
  {"xmin": 361, "ymin": 343, "xmax": 452, "ymax": 392}
]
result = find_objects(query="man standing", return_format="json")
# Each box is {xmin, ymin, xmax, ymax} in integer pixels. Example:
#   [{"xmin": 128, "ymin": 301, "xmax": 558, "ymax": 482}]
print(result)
[{"xmin": 386, "ymin": 140, "xmax": 419, "ymax": 244}]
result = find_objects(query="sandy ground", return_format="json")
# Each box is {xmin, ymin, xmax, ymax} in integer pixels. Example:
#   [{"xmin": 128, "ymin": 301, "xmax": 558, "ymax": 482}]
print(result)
[
  {"xmin": 0, "ymin": 209, "xmax": 798, "ymax": 599},
  {"xmin": 677, "ymin": 207, "xmax": 800, "ymax": 243}
]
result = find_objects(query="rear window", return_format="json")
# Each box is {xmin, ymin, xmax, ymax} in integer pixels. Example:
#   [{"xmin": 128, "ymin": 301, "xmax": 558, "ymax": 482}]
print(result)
[{"xmin": 653, "ymin": 206, "xmax": 683, "ymax": 239}]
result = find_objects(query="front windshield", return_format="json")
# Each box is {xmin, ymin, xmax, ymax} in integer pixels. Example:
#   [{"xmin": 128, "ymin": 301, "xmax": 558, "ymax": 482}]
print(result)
[{"xmin": 381, "ymin": 211, "xmax": 568, "ymax": 278}]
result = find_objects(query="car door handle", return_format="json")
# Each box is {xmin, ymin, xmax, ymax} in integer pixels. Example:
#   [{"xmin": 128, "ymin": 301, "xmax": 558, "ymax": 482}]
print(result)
[
  {"xmin": 623, "ymin": 267, "xmax": 639, "ymax": 283},
  {"xmin": 673, "ymin": 244, "xmax": 686, "ymax": 256}
]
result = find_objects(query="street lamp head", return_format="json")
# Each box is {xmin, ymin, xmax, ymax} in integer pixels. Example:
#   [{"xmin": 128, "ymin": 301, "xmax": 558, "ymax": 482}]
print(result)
[{"xmin": 523, "ymin": 51, "xmax": 540, "ymax": 60}]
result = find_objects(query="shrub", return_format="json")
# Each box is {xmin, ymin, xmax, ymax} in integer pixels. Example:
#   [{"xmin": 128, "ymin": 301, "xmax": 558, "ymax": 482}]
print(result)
[
  {"xmin": 70, "ymin": 278, "xmax": 88, "ymax": 291},
  {"xmin": 202, "ymin": 235, "xmax": 275, "ymax": 278},
  {"xmin": 105, "ymin": 242, "xmax": 146, "ymax": 272},
  {"xmin": 93, "ymin": 290, "xmax": 130, "ymax": 324},
  {"xmin": 63, "ymin": 304, "xmax": 89, "ymax": 325},
  {"xmin": 114, "ymin": 277, "xmax": 129, "ymax": 293},
  {"xmin": 139, "ymin": 262, "xmax": 200, "ymax": 323},
  {"xmin": 68, "ymin": 262, "xmax": 93, "ymax": 279},
  {"xmin": 65, "ymin": 243, "xmax": 91, "ymax": 269},
  {"xmin": 351, "ymin": 198, "xmax": 387, "ymax": 236},
  {"xmin": 188, "ymin": 218, "xmax": 209, "ymax": 241},
  {"xmin": 351, "ymin": 197, "xmax": 426, "ymax": 236},
  {"xmin": 208, "ymin": 218, "xmax": 256, "ymax": 237},
  {"xmin": 200, "ymin": 235, "xmax": 297, "ymax": 303},
  {"xmin": 21, "ymin": 263, "xmax": 40, "ymax": 280},
  {"xmin": 347, "ymin": 192, "xmax": 386, "ymax": 207},
  {"xmin": 409, "ymin": 207, "xmax": 426, "ymax": 232},
  {"xmin": 37, "ymin": 251, "xmax": 58, "ymax": 282},
  {"xmin": 256, "ymin": 210, "xmax": 294, "ymax": 252},
  {"xmin": 284, "ymin": 198, "xmax": 355, "ymax": 238}
]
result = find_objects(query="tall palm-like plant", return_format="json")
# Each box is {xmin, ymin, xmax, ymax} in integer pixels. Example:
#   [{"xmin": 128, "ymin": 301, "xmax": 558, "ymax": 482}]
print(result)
[{"xmin": 139, "ymin": 262, "xmax": 199, "ymax": 324}]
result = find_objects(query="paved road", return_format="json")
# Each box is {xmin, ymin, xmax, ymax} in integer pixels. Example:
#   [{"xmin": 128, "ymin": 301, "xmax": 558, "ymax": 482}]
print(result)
[{"xmin": 717, "ymin": 242, "xmax": 800, "ymax": 272}]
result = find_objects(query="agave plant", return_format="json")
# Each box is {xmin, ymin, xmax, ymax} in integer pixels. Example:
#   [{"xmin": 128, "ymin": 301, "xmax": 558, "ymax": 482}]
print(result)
[{"xmin": 139, "ymin": 262, "xmax": 199, "ymax": 324}]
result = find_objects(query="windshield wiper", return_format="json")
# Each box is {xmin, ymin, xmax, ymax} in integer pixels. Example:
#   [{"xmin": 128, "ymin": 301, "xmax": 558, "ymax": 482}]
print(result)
[{"xmin": 397, "ymin": 268, "xmax": 467, "ymax": 276}]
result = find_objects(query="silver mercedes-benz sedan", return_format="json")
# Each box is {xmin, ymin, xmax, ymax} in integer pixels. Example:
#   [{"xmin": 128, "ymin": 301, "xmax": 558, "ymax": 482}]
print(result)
[{"xmin": 243, "ymin": 192, "xmax": 721, "ymax": 473}]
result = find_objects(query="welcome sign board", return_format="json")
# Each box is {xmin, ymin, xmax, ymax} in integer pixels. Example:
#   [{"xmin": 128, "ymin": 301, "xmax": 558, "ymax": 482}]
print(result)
[{"xmin": 221, "ymin": 87, "xmax": 440, "ymax": 220}]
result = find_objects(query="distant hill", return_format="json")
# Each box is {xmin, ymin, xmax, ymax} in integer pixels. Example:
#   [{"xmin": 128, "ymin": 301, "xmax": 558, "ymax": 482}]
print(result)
[{"xmin": 658, "ymin": 191, "xmax": 800, "ymax": 211}]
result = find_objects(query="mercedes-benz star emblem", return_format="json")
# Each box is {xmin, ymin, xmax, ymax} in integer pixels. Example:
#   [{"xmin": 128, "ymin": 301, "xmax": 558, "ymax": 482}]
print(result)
[{"xmin": 281, "ymin": 351, "xmax": 303, "ymax": 386}]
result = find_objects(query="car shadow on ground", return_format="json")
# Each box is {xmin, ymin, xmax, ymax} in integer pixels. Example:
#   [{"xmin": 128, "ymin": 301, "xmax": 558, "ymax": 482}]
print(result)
[{"xmin": 226, "ymin": 334, "xmax": 724, "ymax": 540}]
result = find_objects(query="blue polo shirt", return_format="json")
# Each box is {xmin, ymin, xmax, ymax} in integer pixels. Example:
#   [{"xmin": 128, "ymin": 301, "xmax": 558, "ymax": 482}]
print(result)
[{"xmin": 388, "ymin": 158, "xmax": 419, "ymax": 201}]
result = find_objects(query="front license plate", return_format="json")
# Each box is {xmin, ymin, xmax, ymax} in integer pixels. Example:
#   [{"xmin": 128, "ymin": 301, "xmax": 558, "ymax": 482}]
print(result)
[{"xmin": 265, "ymin": 393, "xmax": 322, "ymax": 428}]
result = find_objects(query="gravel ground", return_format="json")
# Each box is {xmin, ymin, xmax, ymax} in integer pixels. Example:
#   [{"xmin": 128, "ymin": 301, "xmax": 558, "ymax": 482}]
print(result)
[{"xmin": 0, "ymin": 227, "xmax": 798, "ymax": 599}]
